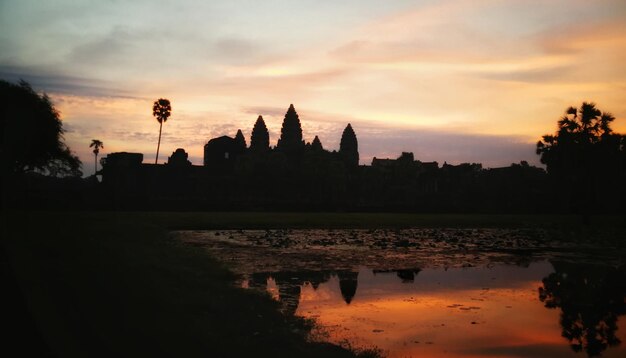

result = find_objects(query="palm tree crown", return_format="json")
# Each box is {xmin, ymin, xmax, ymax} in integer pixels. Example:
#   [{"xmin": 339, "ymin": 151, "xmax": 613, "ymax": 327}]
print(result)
[
  {"xmin": 89, "ymin": 139, "xmax": 104, "ymax": 174},
  {"xmin": 153, "ymin": 99, "xmax": 171, "ymax": 124},
  {"xmin": 152, "ymin": 98, "xmax": 172, "ymax": 164},
  {"xmin": 90, "ymin": 139, "xmax": 103, "ymax": 154}
]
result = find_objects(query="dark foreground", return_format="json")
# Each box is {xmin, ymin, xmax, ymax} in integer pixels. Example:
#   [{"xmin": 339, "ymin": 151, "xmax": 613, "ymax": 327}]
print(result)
[
  {"xmin": 2, "ymin": 212, "xmax": 625, "ymax": 357},
  {"xmin": 2, "ymin": 212, "xmax": 391, "ymax": 358}
]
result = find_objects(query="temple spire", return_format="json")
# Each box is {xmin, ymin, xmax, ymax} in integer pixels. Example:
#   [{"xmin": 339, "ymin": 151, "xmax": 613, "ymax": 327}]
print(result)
[
  {"xmin": 250, "ymin": 115, "xmax": 270, "ymax": 152},
  {"xmin": 235, "ymin": 129, "xmax": 246, "ymax": 149},
  {"xmin": 339, "ymin": 123, "xmax": 359, "ymax": 167},
  {"xmin": 277, "ymin": 104, "xmax": 304, "ymax": 152},
  {"xmin": 311, "ymin": 135, "xmax": 323, "ymax": 151}
]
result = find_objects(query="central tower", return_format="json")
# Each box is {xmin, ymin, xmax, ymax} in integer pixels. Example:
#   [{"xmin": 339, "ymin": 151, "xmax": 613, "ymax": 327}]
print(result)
[{"xmin": 276, "ymin": 104, "xmax": 304, "ymax": 153}]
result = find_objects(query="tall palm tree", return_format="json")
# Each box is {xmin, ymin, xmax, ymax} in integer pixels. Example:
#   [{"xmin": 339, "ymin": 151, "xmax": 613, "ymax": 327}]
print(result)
[
  {"xmin": 152, "ymin": 98, "xmax": 172, "ymax": 164},
  {"xmin": 89, "ymin": 139, "xmax": 103, "ymax": 174}
]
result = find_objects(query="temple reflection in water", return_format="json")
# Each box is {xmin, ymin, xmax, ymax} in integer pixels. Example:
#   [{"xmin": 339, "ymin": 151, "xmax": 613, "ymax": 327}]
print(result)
[{"xmin": 244, "ymin": 262, "xmax": 626, "ymax": 358}]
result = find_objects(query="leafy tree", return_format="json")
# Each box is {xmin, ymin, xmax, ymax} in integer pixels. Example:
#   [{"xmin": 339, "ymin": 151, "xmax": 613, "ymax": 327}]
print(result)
[
  {"xmin": 152, "ymin": 98, "xmax": 171, "ymax": 164},
  {"xmin": 339, "ymin": 123, "xmax": 359, "ymax": 168},
  {"xmin": 0, "ymin": 79, "xmax": 81, "ymax": 177},
  {"xmin": 250, "ymin": 115, "xmax": 270, "ymax": 152},
  {"xmin": 539, "ymin": 262, "xmax": 626, "ymax": 356},
  {"xmin": 536, "ymin": 102, "xmax": 622, "ymax": 213},
  {"xmin": 89, "ymin": 139, "xmax": 103, "ymax": 174}
]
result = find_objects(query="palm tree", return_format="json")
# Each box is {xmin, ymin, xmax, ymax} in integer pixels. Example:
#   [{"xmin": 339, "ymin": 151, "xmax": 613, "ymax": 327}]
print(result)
[
  {"xmin": 536, "ymin": 102, "xmax": 620, "ymax": 219},
  {"xmin": 89, "ymin": 139, "xmax": 104, "ymax": 174},
  {"xmin": 152, "ymin": 98, "xmax": 172, "ymax": 164}
]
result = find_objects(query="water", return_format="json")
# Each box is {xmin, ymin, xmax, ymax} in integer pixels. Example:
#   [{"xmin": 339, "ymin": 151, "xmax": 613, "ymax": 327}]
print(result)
[{"xmin": 177, "ymin": 229, "xmax": 626, "ymax": 357}]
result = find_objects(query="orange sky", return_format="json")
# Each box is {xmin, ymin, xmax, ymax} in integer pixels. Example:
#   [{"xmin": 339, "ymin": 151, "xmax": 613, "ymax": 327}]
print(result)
[
  {"xmin": 292, "ymin": 264, "xmax": 626, "ymax": 358},
  {"xmin": 1, "ymin": 0, "xmax": 625, "ymax": 175}
]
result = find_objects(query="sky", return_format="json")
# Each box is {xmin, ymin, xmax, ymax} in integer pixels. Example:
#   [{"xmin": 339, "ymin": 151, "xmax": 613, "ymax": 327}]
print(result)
[{"xmin": 1, "ymin": 0, "xmax": 625, "ymax": 175}]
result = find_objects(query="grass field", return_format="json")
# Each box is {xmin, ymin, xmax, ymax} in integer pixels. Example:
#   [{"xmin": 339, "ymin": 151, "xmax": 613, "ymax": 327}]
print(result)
[{"xmin": 2, "ymin": 211, "xmax": 625, "ymax": 357}]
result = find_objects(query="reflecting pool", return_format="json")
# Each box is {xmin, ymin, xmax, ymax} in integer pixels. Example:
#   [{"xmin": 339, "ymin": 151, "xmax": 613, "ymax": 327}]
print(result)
[{"xmin": 177, "ymin": 229, "xmax": 626, "ymax": 357}]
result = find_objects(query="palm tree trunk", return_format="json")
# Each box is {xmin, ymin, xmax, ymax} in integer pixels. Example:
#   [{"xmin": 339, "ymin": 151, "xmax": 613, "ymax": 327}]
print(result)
[
  {"xmin": 155, "ymin": 121, "xmax": 163, "ymax": 164},
  {"xmin": 94, "ymin": 153, "xmax": 98, "ymax": 174}
]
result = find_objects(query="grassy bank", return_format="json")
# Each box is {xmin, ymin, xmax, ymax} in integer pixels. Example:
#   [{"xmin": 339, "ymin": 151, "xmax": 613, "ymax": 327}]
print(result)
[{"xmin": 2, "ymin": 211, "xmax": 624, "ymax": 357}]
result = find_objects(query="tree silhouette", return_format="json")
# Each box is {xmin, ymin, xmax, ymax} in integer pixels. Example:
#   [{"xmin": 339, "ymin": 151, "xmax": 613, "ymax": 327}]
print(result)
[
  {"xmin": 89, "ymin": 139, "xmax": 103, "ymax": 174},
  {"xmin": 277, "ymin": 104, "xmax": 304, "ymax": 153},
  {"xmin": 339, "ymin": 123, "xmax": 359, "ymax": 168},
  {"xmin": 539, "ymin": 262, "xmax": 626, "ymax": 356},
  {"xmin": 0, "ymin": 79, "xmax": 81, "ymax": 177},
  {"xmin": 250, "ymin": 115, "xmax": 270, "ymax": 152},
  {"xmin": 536, "ymin": 102, "xmax": 622, "ymax": 214},
  {"xmin": 152, "ymin": 98, "xmax": 171, "ymax": 164}
]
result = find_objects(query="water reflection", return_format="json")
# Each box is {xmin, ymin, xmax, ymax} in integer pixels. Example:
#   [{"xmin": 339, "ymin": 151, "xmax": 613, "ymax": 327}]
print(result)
[
  {"xmin": 373, "ymin": 268, "xmax": 422, "ymax": 283},
  {"xmin": 338, "ymin": 271, "xmax": 359, "ymax": 304},
  {"xmin": 247, "ymin": 270, "xmax": 356, "ymax": 314},
  {"xmin": 539, "ymin": 262, "xmax": 626, "ymax": 357},
  {"xmin": 245, "ymin": 263, "xmax": 626, "ymax": 357},
  {"xmin": 177, "ymin": 229, "xmax": 626, "ymax": 357}
]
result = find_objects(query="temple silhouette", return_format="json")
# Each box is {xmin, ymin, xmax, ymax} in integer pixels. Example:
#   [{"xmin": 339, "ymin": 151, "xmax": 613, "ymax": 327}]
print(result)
[
  {"xmin": 15, "ymin": 103, "xmax": 624, "ymax": 212},
  {"xmin": 95, "ymin": 104, "xmax": 554, "ymax": 211}
]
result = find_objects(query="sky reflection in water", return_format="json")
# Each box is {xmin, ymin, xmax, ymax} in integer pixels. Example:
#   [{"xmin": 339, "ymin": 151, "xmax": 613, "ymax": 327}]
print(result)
[
  {"xmin": 178, "ymin": 229, "xmax": 626, "ymax": 357},
  {"xmin": 252, "ymin": 263, "xmax": 626, "ymax": 358}
]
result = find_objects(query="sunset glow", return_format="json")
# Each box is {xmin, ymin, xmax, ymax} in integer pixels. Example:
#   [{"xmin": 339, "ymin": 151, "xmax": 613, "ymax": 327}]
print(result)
[
  {"xmin": 1, "ymin": 0, "xmax": 625, "ymax": 175},
  {"xmin": 292, "ymin": 264, "xmax": 626, "ymax": 358}
]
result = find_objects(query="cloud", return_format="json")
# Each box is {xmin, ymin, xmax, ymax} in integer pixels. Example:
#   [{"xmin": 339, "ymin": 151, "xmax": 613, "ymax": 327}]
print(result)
[
  {"xmin": 326, "ymin": 0, "xmax": 626, "ymax": 86},
  {"xmin": 0, "ymin": 64, "xmax": 139, "ymax": 98},
  {"xmin": 213, "ymin": 38, "xmax": 265, "ymax": 64},
  {"xmin": 535, "ymin": 14, "xmax": 626, "ymax": 55},
  {"xmin": 214, "ymin": 67, "xmax": 352, "ymax": 94},
  {"xmin": 328, "ymin": 0, "xmax": 528, "ymax": 66},
  {"xmin": 64, "ymin": 95, "xmax": 542, "ymax": 174},
  {"xmin": 68, "ymin": 27, "xmax": 133, "ymax": 66},
  {"xmin": 241, "ymin": 106, "xmax": 287, "ymax": 118},
  {"xmin": 3, "ymin": 0, "xmax": 625, "ymax": 177},
  {"xmin": 238, "ymin": 106, "xmax": 541, "ymax": 167},
  {"xmin": 357, "ymin": 127, "xmax": 539, "ymax": 168},
  {"xmin": 476, "ymin": 65, "xmax": 575, "ymax": 83}
]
